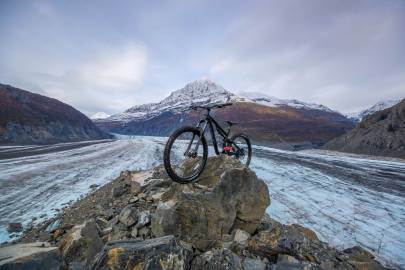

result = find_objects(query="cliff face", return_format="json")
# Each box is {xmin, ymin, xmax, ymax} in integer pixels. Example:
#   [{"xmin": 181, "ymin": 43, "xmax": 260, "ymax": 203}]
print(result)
[
  {"xmin": 324, "ymin": 99, "xmax": 405, "ymax": 159},
  {"xmin": 0, "ymin": 84, "xmax": 112, "ymax": 145},
  {"xmin": 1, "ymin": 157, "xmax": 385, "ymax": 270}
]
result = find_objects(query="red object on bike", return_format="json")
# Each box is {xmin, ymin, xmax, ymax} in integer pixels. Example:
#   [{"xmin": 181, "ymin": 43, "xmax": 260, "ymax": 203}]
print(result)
[{"xmin": 223, "ymin": 146, "xmax": 233, "ymax": 151}]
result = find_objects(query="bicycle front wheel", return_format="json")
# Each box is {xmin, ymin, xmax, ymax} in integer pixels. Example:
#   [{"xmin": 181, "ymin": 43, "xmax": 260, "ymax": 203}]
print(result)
[{"xmin": 163, "ymin": 127, "xmax": 208, "ymax": 183}]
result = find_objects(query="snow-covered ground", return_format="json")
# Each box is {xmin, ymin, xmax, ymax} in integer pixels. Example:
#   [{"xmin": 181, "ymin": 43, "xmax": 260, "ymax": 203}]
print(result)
[{"xmin": 0, "ymin": 136, "xmax": 404, "ymax": 268}]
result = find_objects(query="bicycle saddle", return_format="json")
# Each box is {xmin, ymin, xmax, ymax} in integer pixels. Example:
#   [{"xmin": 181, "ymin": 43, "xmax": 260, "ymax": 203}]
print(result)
[{"xmin": 226, "ymin": 121, "xmax": 238, "ymax": 126}]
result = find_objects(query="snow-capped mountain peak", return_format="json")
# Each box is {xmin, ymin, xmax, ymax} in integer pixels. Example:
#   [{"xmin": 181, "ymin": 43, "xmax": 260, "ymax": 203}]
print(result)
[
  {"xmin": 346, "ymin": 99, "xmax": 401, "ymax": 121},
  {"xmin": 238, "ymin": 91, "xmax": 335, "ymax": 112},
  {"xmin": 156, "ymin": 79, "xmax": 237, "ymax": 110},
  {"xmin": 98, "ymin": 80, "xmax": 338, "ymax": 123},
  {"xmin": 90, "ymin": 112, "xmax": 111, "ymax": 120},
  {"xmin": 104, "ymin": 79, "xmax": 237, "ymax": 123}
]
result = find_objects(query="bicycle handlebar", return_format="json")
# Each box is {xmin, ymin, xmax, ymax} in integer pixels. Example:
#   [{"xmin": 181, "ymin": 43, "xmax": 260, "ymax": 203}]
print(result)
[{"xmin": 190, "ymin": 103, "xmax": 233, "ymax": 111}]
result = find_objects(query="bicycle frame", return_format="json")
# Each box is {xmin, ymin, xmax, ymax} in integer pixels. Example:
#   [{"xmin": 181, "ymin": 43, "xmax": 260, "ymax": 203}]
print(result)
[{"xmin": 185, "ymin": 112, "xmax": 242, "ymax": 156}]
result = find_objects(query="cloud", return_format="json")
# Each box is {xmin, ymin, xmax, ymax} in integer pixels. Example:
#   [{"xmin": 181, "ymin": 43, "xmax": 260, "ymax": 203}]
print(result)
[
  {"xmin": 21, "ymin": 44, "xmax": 148, "ymax": 115},
  {"xmin": 1, "ymin": 0, "xmax": 404, "ymax": 114},
  {"xmin": 73, "ymin": 44, "xmax": 147, "ymax": 89}
]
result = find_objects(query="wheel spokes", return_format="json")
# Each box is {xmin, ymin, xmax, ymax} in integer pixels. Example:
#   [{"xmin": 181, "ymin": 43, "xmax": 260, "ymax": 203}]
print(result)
[{"xmin": 169, "ymin": 131, "xmax": 205, "ymax": 179}]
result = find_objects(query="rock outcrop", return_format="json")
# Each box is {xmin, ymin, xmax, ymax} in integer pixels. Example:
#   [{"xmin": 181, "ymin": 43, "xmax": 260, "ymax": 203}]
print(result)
[
  {"xmin": 324, "ymin": 99, "xmax": 405, "ymax": 159},
  {"xmin": 0, "ymin": 242, "xmax": 61, "ymax": 270},
  {"xmin": 151, "ymin": 156, "xmax": 270, "ymax": 250},
  {"xmin": 3, "ymin": 156, "xmax": 386, "ymax": 270},
  {"xmin": 92, "ymin": 235, "xmax": 193, "ymax": 269}
]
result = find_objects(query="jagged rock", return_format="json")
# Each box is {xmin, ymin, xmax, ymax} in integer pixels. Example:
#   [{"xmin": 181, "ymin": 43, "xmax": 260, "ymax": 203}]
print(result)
[
  {"xmin": 138, "ymin": 226, "xmax": 150, "ymax": 238},
  {"xmin": 118, "ymin": 205, "xmax": 138, "ymax": 227},
  {"xmin": 92, "ymin": 235, "xmax": 192, "ymax": 270},
  {"xmin": 271, "ymin": 261, "xmax": 313, "ymax": 270},
  {"xmin": 111, "ymin": 184, "xmax": 128, "ymax": 198},
  {"xmin": 191, "ymin": 248, "xmax": 242, "ymax": 270},
  {"xmin": 59, "ymin": 221, "xmax": 103, "ymax": 269},
  {"xmin": 277, "ymin": 254, "xmax": 299, "ymax": 264},
  {"xmin": 151, "ymin": 156, "xmax": 270, "ymax": 250},
  {"xmin": 289, "ymin": 224, "xmax": 319, "ymax": 241},
  {"xmin": 108, "ymin": 224, "xmax": 128, "ymax": 241},
  {"xmin": 247, "ymin": 219, "xmax": 368, "ymax": 269},
  {"xmin": 129, "ymin": 196, "xmax": 139, "ymax": 203},
  {"xmin": 131, "ymin": 227, "xmax": 138, "ymax": 238},
  {"xmin": 343, "ymin": 246, "xmax": 375, "ymax": 260},
  {"xmin": 272, "ymin": 255, "xmax": 317, "ymax": 269},
  {"xmin": 233, "ymin": 229, "xmax": 250, "ymax": 246},
  {"xmin": 7, "ymin": 222, "xmax": 23, "ymax": 233},
  {"xmin": 0, "ymin": 242, "xmax": 60, "ymax": 270},
  {"xmin": 95, "ymin": 217, "xmax": 108, "ymax": 228},
  {"xmin": 119, "ymin": 170, "xmax": 131, "ymax": 180},
  {"xmin": 343, "ymin": 246, "xmax": 384, "ymax": 270},
  {"xmin": 242, "ymin": 258, "xmax": 267, "ymax": 270},
  {"xmin": 136, "ymin": 210, "xmax": 151, "ymax": 229},
  {"xmin": 130, "ymin": 181, "xmax": 141, "ymax": 194}
]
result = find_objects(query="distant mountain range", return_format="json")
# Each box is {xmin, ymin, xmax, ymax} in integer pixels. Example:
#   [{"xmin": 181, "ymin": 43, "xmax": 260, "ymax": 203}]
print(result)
[
  {"xmin": 95, "ymin": 79, "xmax": 355, "ymax": 147},
  {"xmin": 238, "ymin": 91, "xmax": 335, "ymax": 112},
  {"xmin": 0, "ymin": 84, "xmax": 111, "ymax": 145},
  {"xmin": 324, "ymin": 99, "xmax": 405, "ymax": 159},
  {"xmin": 346, "ymin": 100, "xmax": 401, "ymax": 122}
]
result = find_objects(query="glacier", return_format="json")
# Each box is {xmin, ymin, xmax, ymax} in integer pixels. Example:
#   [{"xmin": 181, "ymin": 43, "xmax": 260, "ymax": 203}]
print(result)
[{"xmin": 0, "ymin": 136, "xmax": 404, "ymax": 268}]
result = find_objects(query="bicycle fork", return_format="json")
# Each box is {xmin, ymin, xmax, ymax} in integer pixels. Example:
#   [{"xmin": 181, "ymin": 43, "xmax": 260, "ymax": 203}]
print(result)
[{"xmin": 183, "ymin": 120, "xmax": 207, "ymax": 157}]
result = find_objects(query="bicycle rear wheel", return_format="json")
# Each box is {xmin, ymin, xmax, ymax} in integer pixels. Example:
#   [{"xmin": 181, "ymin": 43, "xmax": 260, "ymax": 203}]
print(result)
[
  {"xmin": 164, "ymin": 127, "xmax": 208, "ymax": 183},
  {"xmin": 230, "ymin": 133, "xmax": 252, "ymax": 167}
]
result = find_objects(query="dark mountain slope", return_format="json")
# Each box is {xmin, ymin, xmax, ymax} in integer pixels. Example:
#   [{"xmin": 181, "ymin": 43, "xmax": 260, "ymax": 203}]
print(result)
[
  {"xmin": 96, "ymin": 102, "xmax": 354, "ymax": 147},
  {"xmin": 0, "ymin": 84, "xmax": 112, "ymax": 145},
  {"xmin": 324, "ymin": 99, "xmax": 405, "ymax": 159}
]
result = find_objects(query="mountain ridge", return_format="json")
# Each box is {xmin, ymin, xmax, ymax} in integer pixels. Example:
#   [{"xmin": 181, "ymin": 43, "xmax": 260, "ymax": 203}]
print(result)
[
  {"xmin": 0, "ymin": 83, "xmax": 112, "ymax": 145},
  {"xmin": 346, "ymin": 99, "xmax": 401, "ymax": 122},
  {"xmin": 324, "ymin": 99, "xmax": 405, "ymax": 159},
  {"xmin": 99, "ymin": 79, "xmax": 338, "ymax": 124},
  {"xmin": 95, "ymin": 80, "xmax": 355, "ymax": 147}
]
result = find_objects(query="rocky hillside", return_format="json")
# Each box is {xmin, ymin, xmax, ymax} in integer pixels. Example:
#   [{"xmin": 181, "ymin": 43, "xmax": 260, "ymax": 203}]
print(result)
[
  {"xmin": 95, "ymin": 80, "xmax": 354, "ymax": 147},
  {"xmin": 346, "ymin": 99, "xmax": 401, "ymax": 122},
  {"xmin": 0, "ymin": 84, "xmax": 112, "ymax": 145},
  {"xmin": 0, "ymin": 156, "xmax": 385, "ymax": 269},
  {"xmin": 324, "ymin": 99, "xmax": 405, "ymax": 159}
]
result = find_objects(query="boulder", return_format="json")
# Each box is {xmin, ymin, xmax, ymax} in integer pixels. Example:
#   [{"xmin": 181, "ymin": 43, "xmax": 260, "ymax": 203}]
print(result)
[
  {"xmin": 59, "ymin": 221, "xmax": 103, "ymax": 269},
  {"xmin": 0, "ymin": 242, "xmax": 60, "ymax": 270},
  {"xmin": 118, "ymin": 205, "xmax": 138, "ymax": 227},
  {"xmin": 343, "ymin": 246, "xmax": 384, "ymax": 270},
  {"xmin": 136, "ymin": 210, "xmax": 151, "ymax": 229},
  {"xmin": 233, "ymin": 229, "xmax": 250, "ymax": 246},
  {"xmin": 130, "ymin": 181, "xmax": 141, "ymax": 194},
  {"xmin": 191, "ymin": 248, "xmax": 242, "ymax": 270},
  {"xmin": 247, "ymin": 219, "xmax": 357, "ymax": 269},
  {"xmin": 151, "ymin": 156, "xmax": 270, "ymax": 250},
  {"xmin": 92, "ymin": 235, "xmax": 193, "ymax": 270},
  {"xmin": 108, "ymin": 224, "xmax": 129, "ymax": 241},
  {"xmin": 242, "ymin": 258, "xmax": 267, "ymax": 270},
  {"xmin": 111, "ymin": 184, "xmax": 128, "ymax": 198}
]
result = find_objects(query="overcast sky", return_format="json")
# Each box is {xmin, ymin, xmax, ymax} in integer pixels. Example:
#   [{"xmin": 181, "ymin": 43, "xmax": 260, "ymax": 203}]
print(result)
[{"xmin": 0, "ymin": 0, "xmax": 404, "ymax": 116}]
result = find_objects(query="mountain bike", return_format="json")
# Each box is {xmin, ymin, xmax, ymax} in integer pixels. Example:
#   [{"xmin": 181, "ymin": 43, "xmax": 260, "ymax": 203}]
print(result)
[{"xmin": 163, "ymin": 103, "xmax": 252, "ymax": 183}]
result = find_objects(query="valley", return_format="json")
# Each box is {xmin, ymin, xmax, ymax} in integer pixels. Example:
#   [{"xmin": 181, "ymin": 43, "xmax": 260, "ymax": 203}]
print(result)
[{"xmin": 0, "ymin": 136, "xmax": 404, "ymax": 268}]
